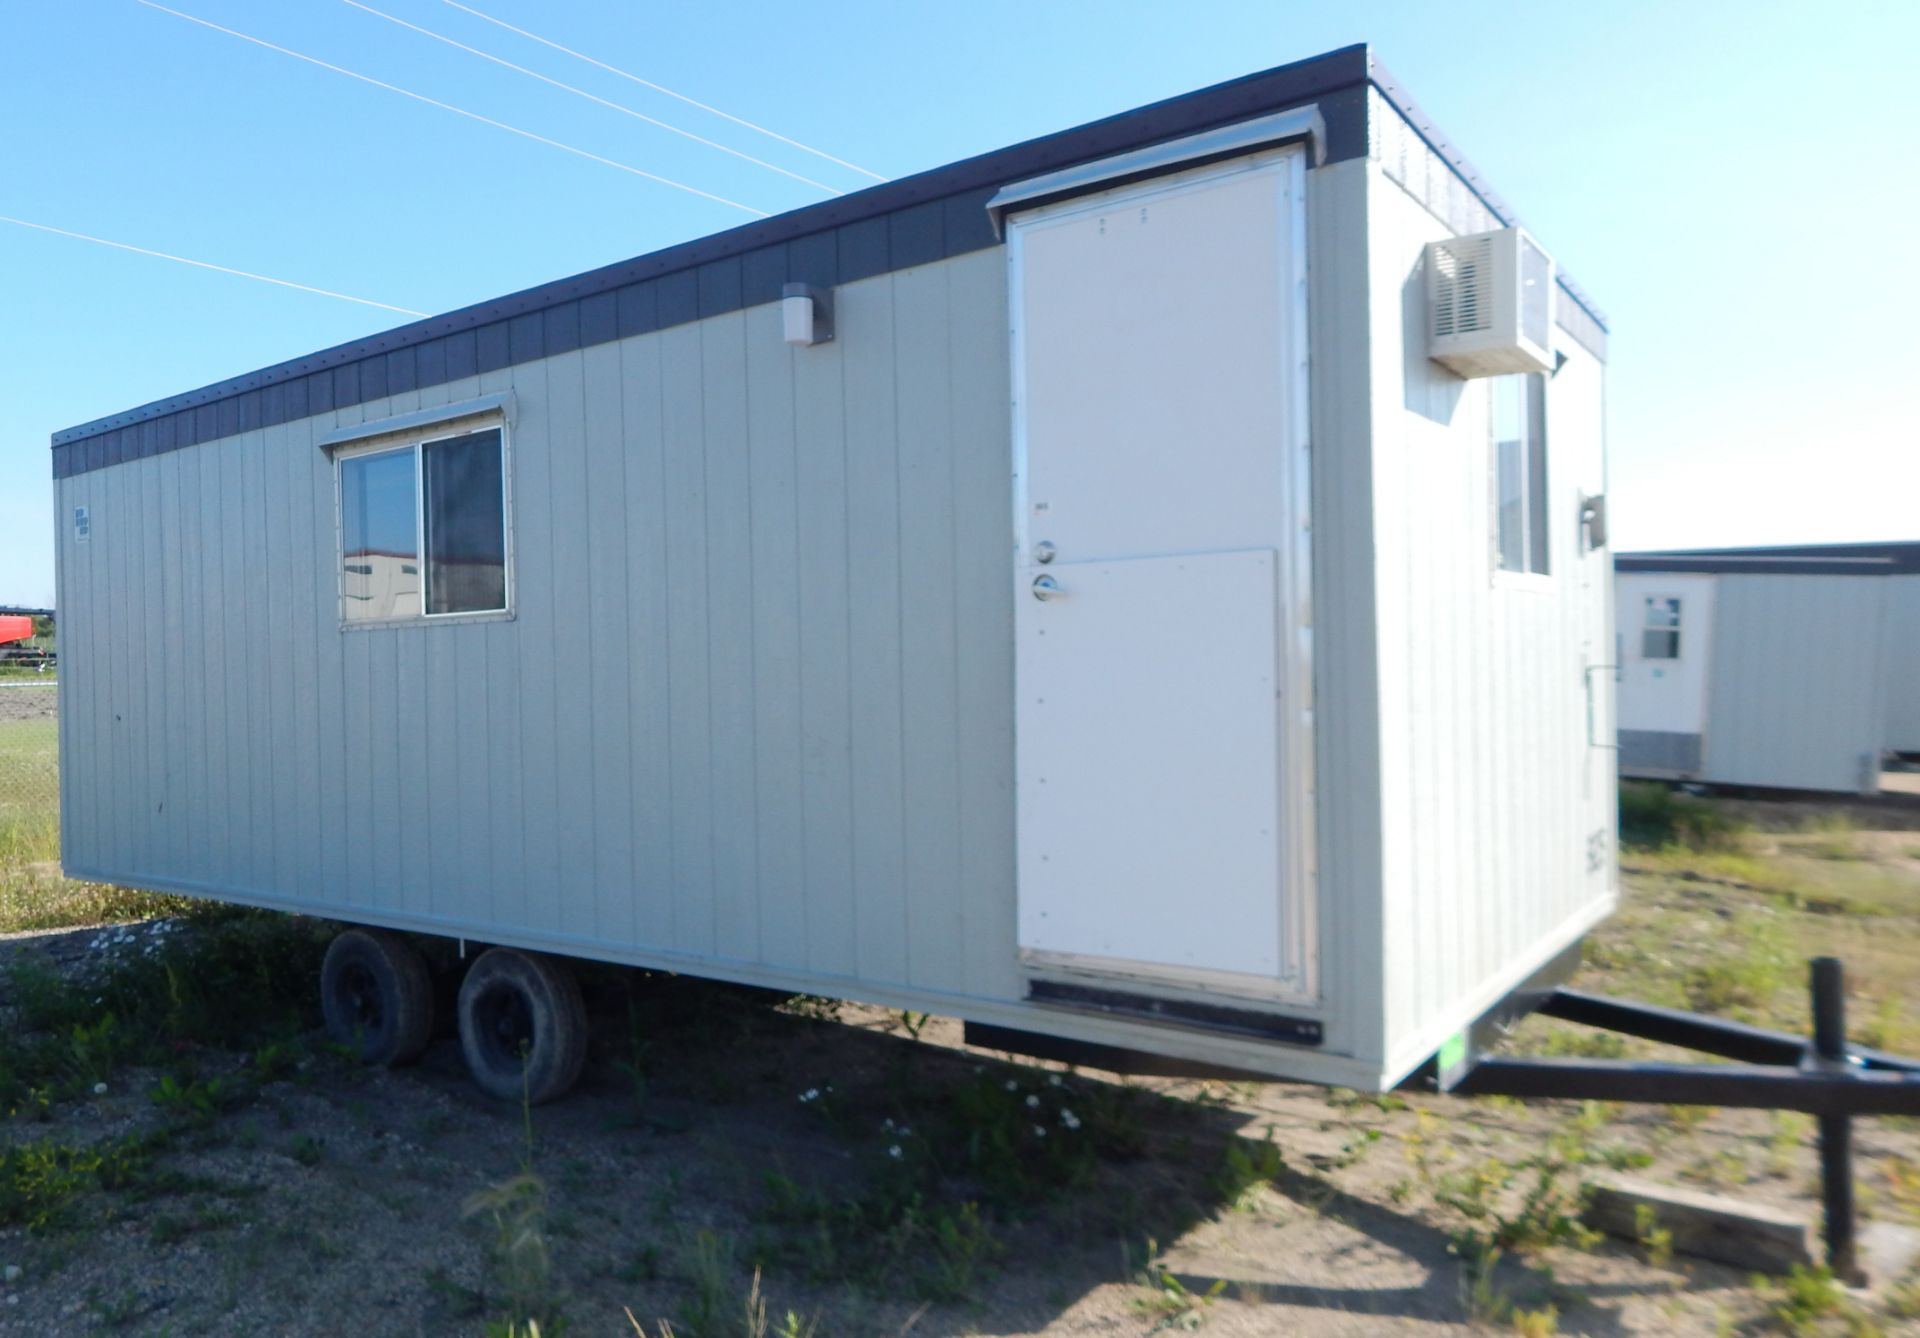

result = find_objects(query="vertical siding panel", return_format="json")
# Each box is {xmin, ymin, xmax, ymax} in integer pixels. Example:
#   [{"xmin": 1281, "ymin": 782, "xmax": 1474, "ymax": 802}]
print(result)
[
  {"xmin": 424, "ymin": 622, "xmax": 459, "ymax": 917},
  {"xmin": 1705, "ymin": 577, "xmax": 1884, "ymax": 792},
  {"xmin": 139, "ymin": 458, "xmax": 167, "ymax": 876},
  {"xmin": 510, "ymin": 361, "xmax": 561, "ymax": 932},
  {"xmin": 892, "ymin": 265, "xmax": 964, "ymax": 994},
  {"xmin": 446, "ymin": 620, "xmax": 489, "ymax": 918},
  {"xmin": 155, "ymin": 454, "xmax": 184, "ymax": 877},
  {"xmin": 947, "ymin": 249, "xmax": 1016, "ymax": 999},
  {"xmin": 621, "ymin": 338, "xmax": 672, "ymax": 949},
  {"xmin": 85, "ymin": 468, "xmax": 108, "ymax": 874},
  {"xmin": 382, "ymin": 399, "xmax": 434, "ymax": 922},
  {"xmin": 212, "ymin": 443, "xmax": 243, "ymax": 887},
  {"xmin": 176, "ymin": 448, "xmax": 207, "ymax": 884},
  {"xmin": 117, "ymin": 462, "xmax": 144, "ymax": 876},
  {"xmin": 744, "ymin": 304, "xmax": 806, "ymax": 969},
  {"xmin": 82, "ymin": 468, "xmax": 108, "ymax": 873},
  {"xmin": 543, "ymin": 351, "xmax": 598, "ymax": 938},
  {"xmin": 240, "ymin": 431, "xmax": 273, "ymax": 891},
  {"xmin": 464, "ymin": 369, "xmax": 522, "ymax": 935},
  {"xmin": 661, "ymin": 324, "xmax": 715, "ymax": 957},
  {"xmin": 291, "ymin": 417, "xmax": 328, "ymax": 904},
  {"xmin": 841, "ymin": 275, "xmax": 908, "ymax": 985},
  {"xmin": 1307, "ymin": 160, "xmax": 1383, "ymax": 1061},
  {"xmin": 793, "ymin": 305, "xmax": 855, "ymax": 977},
  {"xmin": 582, "ymin": 341, "xmax": 635, "ymax": 943},
  {"xmin": 263, "ymin": 424, "xmax": 297, "ymax": 895},
  {"xmin": 701, "ymin": 315, "xmax": 760, "ymax": 963},
  {"xmin": 52, "ymin": 477, "xmax": 76, "ymax": 873}
]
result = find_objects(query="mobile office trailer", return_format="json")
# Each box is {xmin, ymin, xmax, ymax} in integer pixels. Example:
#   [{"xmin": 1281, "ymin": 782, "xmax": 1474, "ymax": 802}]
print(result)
[
  {"xmin": 52, "ymin": 45, "xmax": 1615, "ymax": 1099},
  {"xmin": 1615, "ymin": 544, "xmax": 1920, "ymax": 794}
]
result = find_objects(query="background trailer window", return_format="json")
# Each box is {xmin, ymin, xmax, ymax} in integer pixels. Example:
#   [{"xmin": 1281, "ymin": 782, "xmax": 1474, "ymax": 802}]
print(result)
[
  {"xmin": 1643, "ymin": 595, "xmax": 1682, "ymax": 659},
  {"xmin": 338, "ymin": 426, "xmax": 508, "ymax": 624}
]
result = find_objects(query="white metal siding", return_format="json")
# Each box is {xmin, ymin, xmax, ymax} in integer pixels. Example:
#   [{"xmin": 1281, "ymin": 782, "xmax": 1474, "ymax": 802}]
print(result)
[
  {"xmin": 57, "ymin": 251, "xmax": 1018, "ymax": 1003},
  {"xmin": 1883, "ymin": 576, "xmax": 1920, "ymax": 754},
  {"xmin": 1365, "ymin": 163, "xmax": 1616, "ymax": 1081},
  {"xmin": 1702, "ymin": 576, "xmax": 1887, "ymax": 794}
]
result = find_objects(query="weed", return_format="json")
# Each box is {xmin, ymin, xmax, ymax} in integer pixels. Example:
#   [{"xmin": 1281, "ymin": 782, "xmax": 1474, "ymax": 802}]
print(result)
[
  {"xmin": 1755, "ymin": 1264, "xmax": 1845, "ymax": 1334},
  {"xmin": 1664, "ymin": 1104, "xmax": 1716, "ymax": 1137},
  {"xmin": 1632, "ymin": 1203, "xmax": 1674, "ymax": 1268},
  {"xmin": 758, "ymin": 1171, "xmax": 998, "ymax": 1301},
  {"xmin": 1510, "ymin": 1305, "xmax": 1559, "ymax": 1336},
  {"xmin": 1766, "ymin": 1111, "xmax": 1813, "ymax": 1178},
  {"xmin": 1533, "ymin": 1027, "xmax": 1629, "ymax": 1060},
  {"xmin": 0, "ymin": 1134, "xmax": 158, "ymax": 1232},
  {"xmin": 1428, "ymin": 1123, "xmax": 1601, "ymax": 1258},
  {"xmin": 1619, "ymin": 783, "xmax": 1747, "ymax": 852},
  {"xmin": 285, "ymin": 1132, "xmax": 326, "ymax": 1167},
  {"xmin": 1886, "ymin": 1274, "xmax": 1920, "ymax": 1319},
  {"xmin": 152, "ymin": 1073, "xmax": 232, "ymax": 1127},
  {"xmin": 1132, "ymin": 1240, "xmax": 1226, "ymax": 1333},
  {"xmin": 678, "ymin": 1228, "xmax": 732, "ymax": 1338},
  {"xmin": 1211, "ymin": 1127, "xmax": 1282, "ymax": 1209},
  {"xmin": 777, "ymin": 995, "xmax": 843, "ymax": 1024},
  {"xmin": 1457, "ymin": 1241, "xmax": 1512, "ymax": 1325},
  {"xmin": 898, "ymin": 1010, "xmax": 931, "ymax": 1042},
  {"xmin": 465, "ymin": 1173, "xmax": 561, "ymax": 1332}
]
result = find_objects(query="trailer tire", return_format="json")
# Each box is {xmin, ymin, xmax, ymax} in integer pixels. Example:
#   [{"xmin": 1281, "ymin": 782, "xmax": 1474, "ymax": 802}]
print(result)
[
  {"xmin": 456, "ymin": 948, "xmax": 589, "ymax": 1104},
  {"xmin": 320, "ymin": 928, "xmax": 435, "ymax": 1066}
]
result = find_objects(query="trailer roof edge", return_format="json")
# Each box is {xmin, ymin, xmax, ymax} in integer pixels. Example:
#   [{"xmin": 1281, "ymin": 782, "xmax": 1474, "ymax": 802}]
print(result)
[{"xmin": 51, "ymin": 42, "xmax": 1607, "ymax": 477}]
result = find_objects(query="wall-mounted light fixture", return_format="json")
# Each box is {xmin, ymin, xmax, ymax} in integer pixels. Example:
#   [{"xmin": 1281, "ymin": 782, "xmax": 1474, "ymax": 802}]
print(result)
[{"xmin": 781, "ymin": 282, "xmax": 834, "ymax": 346}]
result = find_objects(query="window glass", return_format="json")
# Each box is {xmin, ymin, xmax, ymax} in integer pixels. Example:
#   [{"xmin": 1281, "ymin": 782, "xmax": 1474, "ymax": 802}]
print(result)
[
  {"xmin": 422, "ymin": 429, "xmax": 507, "ymax": 615},
  {"xmin": 340, "ymin": 448, "xmax": 420, "ymax": 621},
  {"xmin": 1493, "ymin": 374, "xmax": 1549, "ymax": 576},
  {"xmin": 1643, "ymin": 595, "xmax": 1681, "ymax": 660}
]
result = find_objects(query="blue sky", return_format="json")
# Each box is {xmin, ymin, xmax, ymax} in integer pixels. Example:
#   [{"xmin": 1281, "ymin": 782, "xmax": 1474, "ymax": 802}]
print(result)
[{"xmin": 3, "ymin": 0, "xmax": 1915, "ymax": 607}]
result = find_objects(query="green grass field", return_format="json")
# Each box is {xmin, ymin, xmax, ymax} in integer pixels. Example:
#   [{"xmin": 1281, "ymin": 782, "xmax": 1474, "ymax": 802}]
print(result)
[
  {"xmin": 0, "ymin": 713, "xmax": 57, "ymax": 836},
  {"xmin": 0, "ymin": 709, "xmax": 183, "ymax": 930}
]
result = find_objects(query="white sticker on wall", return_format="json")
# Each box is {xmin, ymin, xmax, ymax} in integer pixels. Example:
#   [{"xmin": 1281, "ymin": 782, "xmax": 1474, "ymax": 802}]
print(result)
[{"xmin": 74, "ymin": 507, "xmax": 90, "ymax": 542}]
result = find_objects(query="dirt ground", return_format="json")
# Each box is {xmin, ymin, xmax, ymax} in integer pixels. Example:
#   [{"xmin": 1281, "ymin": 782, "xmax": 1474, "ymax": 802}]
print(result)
[
  {"xmin": 0, "ymin": 794, "xmax": 1916, "ymax": 1336},
  {"xmin": 0, "ymin": 685, "xmax": 57, "ymax": 726}
]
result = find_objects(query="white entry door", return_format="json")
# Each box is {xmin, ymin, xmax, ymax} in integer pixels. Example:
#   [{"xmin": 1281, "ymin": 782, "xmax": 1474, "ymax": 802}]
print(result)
[{"xmin": 1008, "ymin": 149, "xmax": 1314, "ymax": 998}]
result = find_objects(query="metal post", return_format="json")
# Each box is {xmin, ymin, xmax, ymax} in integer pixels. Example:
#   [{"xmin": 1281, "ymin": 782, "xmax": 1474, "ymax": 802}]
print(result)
[{"xmin": 1810, "ymin": 957, "xmax": 1860, "ymax": 1283}]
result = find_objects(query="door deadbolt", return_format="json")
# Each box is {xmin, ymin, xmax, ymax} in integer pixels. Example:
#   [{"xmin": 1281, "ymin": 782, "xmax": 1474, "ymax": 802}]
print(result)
[{"xmin": 1033, "ymin": 540, "xmax": 1057, "ymax": 564}]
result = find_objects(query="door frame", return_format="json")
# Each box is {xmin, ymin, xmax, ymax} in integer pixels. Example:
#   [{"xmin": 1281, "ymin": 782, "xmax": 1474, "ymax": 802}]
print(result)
[{"xmin": 1005, "ymin": 145, "xmax": 1320, "ymax": 1004}]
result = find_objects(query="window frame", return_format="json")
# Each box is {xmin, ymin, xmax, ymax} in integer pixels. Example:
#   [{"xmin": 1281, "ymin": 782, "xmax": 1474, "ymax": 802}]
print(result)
[
  {"xmin": 1490, "ymin": 372, "xmax": 1553, "ymax": 591},
  {"xmin": 333, "ymin": 415, "xmax": 514, "ymax": 630},
  {"xmin": 1641, "ymin": 594, "xmax": 1682, "ymax": 661}
]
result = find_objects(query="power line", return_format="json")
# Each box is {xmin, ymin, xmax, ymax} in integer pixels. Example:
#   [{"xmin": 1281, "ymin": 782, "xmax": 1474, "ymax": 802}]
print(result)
[
  {"xmin": 135, "ymin": 0, "xmax": 770, "ymax": 219},
  {"xmin": 342, "ymin": 0, "xmax": 844, "ymax": 197},
  {"xmin": 0, "ymin": 214, "xmax": 428, "ymax": 315},
  {"xmin": 440, "ymin": 0, "xmax": 887, "ymax": 184}
]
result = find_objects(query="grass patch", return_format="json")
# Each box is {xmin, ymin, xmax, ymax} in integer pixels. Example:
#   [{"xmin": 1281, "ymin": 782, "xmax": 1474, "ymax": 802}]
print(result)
[
  {"xmin": 0, "ymin": 907, "xmax": 330, "ymax": 1112},
  {"xmin": 1619, "ymin": 782, "xmax": 1748, "ymax": 853}
]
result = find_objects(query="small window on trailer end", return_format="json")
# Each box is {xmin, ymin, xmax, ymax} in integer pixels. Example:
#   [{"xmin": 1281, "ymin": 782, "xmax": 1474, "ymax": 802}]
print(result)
[
  {"xmin": 337, "ymin": 424, "xmax": 508, "ymax": 624},
  {"xmin": 1492, "ymin": 373, "xmax": 1549, "ymax": 578},
  {"xmin": 1642, "ymin": 595, "xmax": 1682, "ymax": 660}
]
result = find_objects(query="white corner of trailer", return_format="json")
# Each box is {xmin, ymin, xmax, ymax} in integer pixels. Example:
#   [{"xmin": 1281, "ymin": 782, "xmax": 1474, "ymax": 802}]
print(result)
[{"xmin": 1357, "ymin": 154, "xmax": 1617, "ymax": 1085}]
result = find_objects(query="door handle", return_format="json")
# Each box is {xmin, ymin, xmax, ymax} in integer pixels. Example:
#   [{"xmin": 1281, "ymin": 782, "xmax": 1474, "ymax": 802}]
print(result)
[{"xmin": 1031, "ymin": 574, "xmax": 1064, "ymax": 601}]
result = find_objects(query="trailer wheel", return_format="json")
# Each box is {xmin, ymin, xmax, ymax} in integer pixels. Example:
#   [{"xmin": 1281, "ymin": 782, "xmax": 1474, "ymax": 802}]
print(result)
[
  {"xmin": 456, "ymin": 948, "xmax": 589, "ymax": 1104},
  {"xmin": 320, "ymin": 928, "xmax": 435, "ymax": 1066}
]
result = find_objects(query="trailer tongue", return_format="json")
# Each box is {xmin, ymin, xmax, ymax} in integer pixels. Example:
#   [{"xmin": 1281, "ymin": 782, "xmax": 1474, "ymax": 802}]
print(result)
[{"xmin": 1445, "ymin": 957, "xmax": 1920, "ymax": 1285}]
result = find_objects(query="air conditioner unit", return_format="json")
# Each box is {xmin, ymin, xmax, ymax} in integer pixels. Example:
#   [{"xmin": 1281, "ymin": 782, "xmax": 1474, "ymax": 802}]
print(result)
[{"xmin": 1425, "ymin": 227, "xmax": 1555, "ymax": 378}]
